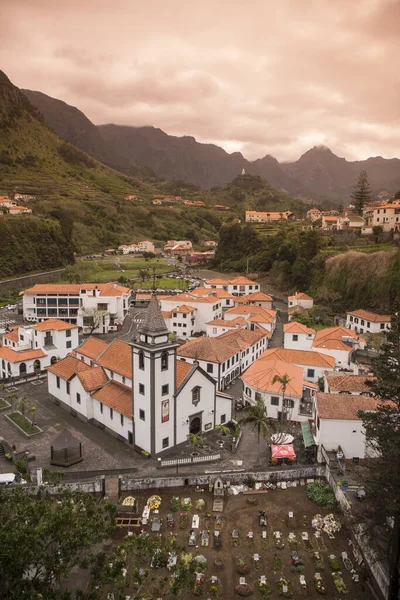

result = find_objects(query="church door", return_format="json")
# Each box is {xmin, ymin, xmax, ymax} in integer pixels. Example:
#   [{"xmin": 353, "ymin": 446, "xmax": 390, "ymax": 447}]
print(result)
[{"xmin": 190, "ymin": 415, "xmax": 201, "ymax": 435}]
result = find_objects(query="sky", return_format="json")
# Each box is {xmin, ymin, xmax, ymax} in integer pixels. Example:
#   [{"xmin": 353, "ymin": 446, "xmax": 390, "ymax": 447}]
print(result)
[{"xmin": 1, "ymin": 0, "xmax": 399, "ymax": 162}]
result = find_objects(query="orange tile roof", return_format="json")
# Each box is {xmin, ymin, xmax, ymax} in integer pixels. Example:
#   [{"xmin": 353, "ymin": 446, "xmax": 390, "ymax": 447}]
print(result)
[
  {"xmin": 225, "ymin": 306, "xmax": 276, "ymax": 322},
  {"xmin": 259, "ymin": 347, "xmax": 335, "ymax": 368},
  {"xmin": 76, "ymin": 338, "xmax": 109, "ymax": 360},
  {"xmin": 229, "ymin": 276, "xmax": 259, "ymax": 285},
  {"xmin": 177, "ymin": 337, "xmax": 237, "ymax": 363},
  {"xmin": 245, "ymin": 292, "xmax": 273, "ymax": 302},
  {"xmin": 0, "ymin": 347, "xmax": 46, "ymax": 363},
  {"xmin": 315, "ymin": 392, "xmax": 378, "ymax": 420},
  {"xmin": 325, "ymin": 374, "xmax": 374, "ymax": 394},
  {"xmin": 323, "ymin": 216, "xmax": 338, "ymax": 221},
  {"xmin": 288, "ymin": 292, "xmax": 313, "ymax": 301},
  {"xmin": 313, "ymin": 326, "xmax": 364, "ymax": 352},
  {"xmin": 96, "ymin": 339, "xmax": 132, "ymax": 379},
  {"xmin": 47, "ymin": 355, "xmax": 90, "ymax": 379},
  {"xmin": 205, "ymin": 278, "xmax": 228, "ymax": 285},
  {"xmin": 193, "ymin": 287, "xmax": 234, "ymax": 299},
  {"xmin": 161, "ymin": 293, "xmax": 214, "ymax": 304},
  {"xmin": 33, "ymin": 319, "xmax": 78, "ymax": 331},
  {"xmin": 175, "ymin": 305, "xmax": 197, "ymax": 314},
  {"xmin": 347, "ymin": 309, "xmax": 390, "ymax": 323},
  {"xmin": 284, "ymin": 321, "xmax": 316, "ymax": 335},
  {"xmin": 206, "ymin": 317, "xmax": 247, "ymax": 328},
  {"xmin": 77, "ymin": 367, "xmax": 108, "ymax": 391},
  {"xmin": 3, "ymin": 328, "xmax": 20, "ymax": 343},
  {"xmin": 242, "ymin": 358, "xmax": 304, "ymax": 397},
  {"xmin": 92, "ymin": 380, "xmax": 132, "ymax": 417},
  {"xmin": 136, "ymin": 293, "xmax": 152, "ymax": 299},
  {"xmin": 23, "ymin": 283, "xmax": 131, "ymax": 296},
  {"xmin": 162, "ymin": 310, "xmax": 173, "ymax": 319},
  {"xmin": 176, "ymin": 360, "xmax": 193, "ymax": 386},
  {"xmin": 219, "ymin": 328, "xmax": 267, "ymax": 349}
]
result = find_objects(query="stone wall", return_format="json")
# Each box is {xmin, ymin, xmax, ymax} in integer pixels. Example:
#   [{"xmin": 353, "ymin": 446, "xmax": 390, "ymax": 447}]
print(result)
[
  {"xmin": 0, "ymin": 268, "xmax": 65, "ymax": 292},
  {"xmin": 121, "ymin": 466, "xmax": 325, "ymax": 492}
]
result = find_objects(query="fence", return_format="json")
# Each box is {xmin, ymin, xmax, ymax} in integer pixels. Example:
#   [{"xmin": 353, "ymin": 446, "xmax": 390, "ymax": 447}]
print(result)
[{"xmin": 159, "ymin": 453, "xmax": 221, "ymax": 468}]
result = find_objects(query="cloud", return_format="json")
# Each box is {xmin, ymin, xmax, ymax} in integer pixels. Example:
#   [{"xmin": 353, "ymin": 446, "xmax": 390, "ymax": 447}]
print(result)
[{"xmin": 1, "ymin": 0, "xmax": 399, "ymax": 161}]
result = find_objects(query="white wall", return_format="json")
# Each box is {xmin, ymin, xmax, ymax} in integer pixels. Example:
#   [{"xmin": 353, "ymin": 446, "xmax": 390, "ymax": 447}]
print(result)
[
  {"xmin": 92, "ymin": 397, "xmax": 132, "ymax": 441},
  {"xmin": 315, "ymin": 417, "xmax": 367, "ymax": 459},
  {"xmin": 48, "ymin": 372, "xmax": 93, "ymax": 419},
  {"xmin": 284, "ymin": 332, "xmax": 314, "ymax": 350},
  {"xmin": 159, "ymin": 298, "xmax": 222, "ymax": 333},
  {"xmin": 242, "ymin": 386, "xmax": 308, "ymax": 422},
  {"xmin": 312, "ymin": 346, "xmax": 352, "ymax": 369},
  {"xmin": 175, "ymin": 368, "xmax": 216, "ymax": 445},
  {"xmin": 346, "ymin": 315, "xmax": 391, "ymax": 334}
]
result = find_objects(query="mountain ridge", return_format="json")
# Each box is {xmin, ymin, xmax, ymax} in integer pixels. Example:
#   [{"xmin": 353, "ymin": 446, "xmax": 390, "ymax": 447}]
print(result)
[{"xmin": 22, "ymin": 88, "xmax": 400, "ymax": 204}]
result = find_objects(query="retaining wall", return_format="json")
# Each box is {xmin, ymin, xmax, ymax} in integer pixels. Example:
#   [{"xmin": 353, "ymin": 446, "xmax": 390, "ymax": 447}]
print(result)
[{"xmin": 0, "ymin": 268, "xmax": 66, "ymax": 292}]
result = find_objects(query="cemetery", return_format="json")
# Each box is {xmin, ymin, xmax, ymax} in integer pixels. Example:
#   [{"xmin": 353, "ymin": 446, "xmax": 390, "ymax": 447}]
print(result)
[{"xmin": 102, "ymin": 481, "xmax": 375, "ymax": 599}]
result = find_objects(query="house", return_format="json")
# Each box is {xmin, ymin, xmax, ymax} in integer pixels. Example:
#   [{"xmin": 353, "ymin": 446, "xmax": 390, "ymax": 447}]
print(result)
[
  {"xmin": 312, "ymin": 326, "xmax": 366, "ymax": 368},
  {"xmin": 48, "ymin": 298, "xmax": 233, "ymax": 454},
  {"xmin": 244, "ymin": 292, "xmax": 273, "ymax": 310},
  {"xmin": 164, "ymin": 240, "xmax": 193, "ymax": 254},
  {"xmin": 204, "ymin": 240, "xmax": 218, "ymax": 247},
  {"xmin": 257, "ymin": 346, "xmax": 335, "ymax": 383},
  {"xmin": 245, "ymin": 211, "xmax": 293, "ymax": 223},
  {"xmin": 191, "ymin": 287, "xmax": 236, "ymax": 309},
  {"xmin": 288, "ymin": 292, "xmax": 314, "ymax": 311},
  {"xmin": 0, "ymin": 319, "xmax": 79, "ymax": 379},
  {"xmin": 324, "ymin": 373, "xmax": 374, "ymax": 396},
  {"xmin": 242, "ymin": 357, "xmax": 317, "ymax": 422},
  {"xmin": 314, "ymin": 392, "xmax": 378, "ymax": 460},
  {"xmin": 118, "ymin": 243, "xmax": 139, "ymax": 254},
  {"xmin": 185, "ymin": 251, "xmax": 215, "ymax": 265},
  {"xmin": 152, "ymin": 199, "xmax": 162, "ymax": 205},
  {"xmin": 0, "ymin": 196, "xmax": 16, "ymax": 209},
  {"xmin": 158, "ymin": 292, "xmax": 223, "ymax": 335},
  {"xmin": 336, "ymin": 214, "xmax": 365, "ymax": 231},
  {"xmin": 14, "ymin": 193, "xmax": 35, "ymax": 201},
  {"xmin": 9, "ymin": 205, "xmax": 32, "ymax": 215},
  {"xmin": 346, "ymin": 309, "xmax": 391, "ymax": 334},
  {"xmin": 124, "ymin": 195, "xmax": 137, "ymax": 200},
  {"xmin": 138, "ymin": 240, "xmax": 155, "ymax": 253},
  {"xmin": 363, "ymin": 203, "xmax": 400, "ymax": 233},
  {"xmin": 321, "ymin": 215, "xmax": 338, "ymax": 230},
  {"xmin": 224, "ymin": 305, "xmax": 277, "ymax": 334},
  {"xmin": 284, "ymin": 321, "xmax": 316, "ymax": 350},
  {"xmin": 307, "ymin": 208, "xmax": 322, "ymax": 222},
  {"xmin": 206, "ymin": 317, "xmax": 247, "ymax": 337},
  {"xmin": 228, "ymin": 277, "xmax": 261, "ymax": 296},
  {"xmin": 213, "ymin": 204, "xmax": 230, "ymax": 211},
  {"xmin": 177, "ymin": 328, "xmax": 268, "ymax": 390},
  {"xmin": 23, "ymin": 283, "xmax": 131, "ymax": 333}
]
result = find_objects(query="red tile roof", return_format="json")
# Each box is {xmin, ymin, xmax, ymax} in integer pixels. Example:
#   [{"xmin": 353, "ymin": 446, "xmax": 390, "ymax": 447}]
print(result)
[
  {"xmin": 242, "ymin": 358, "xmax": 304, "ymax": 397},
  {"xmin": 176, "ymin": 360, "xmax": 193, "ymax": 386},
  {"xmin": 76, "ymin": 338, "xmax": 109, "ymax": 360},
  {"xmin": 325, "ymin": 373, "xmax": 374, "ymax": 394},
  {"xmin": 92, "ymin": 380, "xmax": 132, "ymax": 417},
  {"xmin": 33, "ymin": 319, "xmax": 78, "ymax": 331},
  {"xmin": 259, "ymin": 347, "xmax": 335, "ymax": 368},
  {"xmin": 347, "ymin": 309, "xmax": 390, "ymax": 323},
  {"xmin": 0, "ymin": 347, "xmax": 46, "ymax": 363},
  {"xmin": 96, "ymin": 339, "xmax": 132, "ymax": 379},
  {"xmin": 47, "ymin": 355, "xmax": 90, "ymax": 379},
  {"xmin": 77, "ymin": 367, "xmax": 108, "ymax": 391},
  {"xmin": 315, "ymin": 392, "xmax": 378, "ymax": 420},
  {"xmin": 284, "ymin": 321, "xmax": 316, "ymax": 335}
]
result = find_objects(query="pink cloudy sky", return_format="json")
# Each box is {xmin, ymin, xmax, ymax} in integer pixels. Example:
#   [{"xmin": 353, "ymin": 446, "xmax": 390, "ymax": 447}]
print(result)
[{"xmin": 1, "ymin": 0, "xmax": 399, "ymax": 161}]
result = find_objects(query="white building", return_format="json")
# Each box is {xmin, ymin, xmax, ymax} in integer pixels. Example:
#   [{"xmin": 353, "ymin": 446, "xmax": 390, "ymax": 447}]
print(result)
[
  {"xmin": 224, "ymin": 305, "xmax": 277, "ymax": 334},
  {"xmin": 9, "ymin": 205, "xmax": 32, "ymax": 215},
  {"xmin": 363, "ymin": 203, "xmax": 400, "ymax": 233},
  {"xmin": 336, "ymin": 214, "xmax": 365, "ymax": 231},
  {"xmin": 312, "ymin": 326, "xmax": 366, "ymax": 369},
  {"xmin": 48, "ymin": 298, "xmax": 232, "ymax": 454},
  {"xmin": 177, "ymin": 328, "xmax": 268, "ymax": 390},
  {"xmin": 118, "ymin": 243, "xmax": 139, "ymax": 254},
  {"xmin": 258, "ymin": 347, "xmax": 335, "ymax": 383},
  {"xmin": 242, "ymin": 357, "xmax": 317, "ymax": 422},
  {"xmin": 206, "ymin": 317, "xmax": 247, "ymax": 337},
  {"xmin": 158, "ymin": 293, "xmax": 223, "ymax": 335},
  {"xmin": 314, "ymin": 392, "xmax": 378, "ymax": 460},
  {"xmin": 243, "ymin": 292, "xmax": 273, "ymax": 310},
  {"xmin": 204, "ymin": 276, "xmax": 261, "ymax": 297},
  {"xmin": 0, "ymin": 319, "xmax": 79, "ymax": 378},
  {"xmin": 346, "ymin": 309, "xmax": 391, "ymax": 334},
  {"xmin": 138, "ymin": 240, "xmax": 155, "ymax": 253},
  {"xmin": 191, "ymin": 287, "xmax": 236, "ymax": 309},
  {"xmin": 23, "ymin": 283, "xmax": 131, "ymax": 333},
  {"xmin": 245, "ymin": 211, "xmax": 293, "ymax": 223},
  {"xmin": 324, "ymin": 373, "xmax": 374, "ymax": 396},
  {"xmin": 307, "ymin": 208, "xmax": 322, "ymax": 222},
  {"xmin": 284, "ymin": 321, "xmax": 316, "ymax": 350},
  {"xmin": 288, "ymin": 292, "xmax": 314, "ymax": 311}
]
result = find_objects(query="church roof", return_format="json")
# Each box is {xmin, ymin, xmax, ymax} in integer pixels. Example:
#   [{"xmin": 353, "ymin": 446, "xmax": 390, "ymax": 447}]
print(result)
[{"xmin": 138, "ymin": 295, "xmax": 169, "ymax": 335}]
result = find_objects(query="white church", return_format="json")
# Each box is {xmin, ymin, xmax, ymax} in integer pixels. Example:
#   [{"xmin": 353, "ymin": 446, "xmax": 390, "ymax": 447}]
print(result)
[{"xmin": 47, "ymin": 297, "xmax": 233, "ymax": 456}]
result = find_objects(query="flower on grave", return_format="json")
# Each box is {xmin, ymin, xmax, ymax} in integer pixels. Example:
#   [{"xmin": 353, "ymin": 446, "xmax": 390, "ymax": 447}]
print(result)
[
  {"xmin": 122, "ymin": 496, "xmax": 136, "ymax": 506},
  {"xmin": 147, "ymin": 495, "xmax": 162, "ymax": 510}
]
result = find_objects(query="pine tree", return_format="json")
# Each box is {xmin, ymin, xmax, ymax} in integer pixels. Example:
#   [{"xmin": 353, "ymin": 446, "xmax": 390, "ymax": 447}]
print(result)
[
  {"xmin": 359, "ymin": 296, "xmax": 400, "ymax": 599},
  {"xmin": 351, "ymin": 170, "xmax": 372, "ymax": 215}
]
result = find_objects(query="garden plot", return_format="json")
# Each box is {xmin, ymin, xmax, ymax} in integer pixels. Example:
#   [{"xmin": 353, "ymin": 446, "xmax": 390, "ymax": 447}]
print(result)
[{"xmin": 102, "ymin": 487, "xmax": 375, "ymax": 599}]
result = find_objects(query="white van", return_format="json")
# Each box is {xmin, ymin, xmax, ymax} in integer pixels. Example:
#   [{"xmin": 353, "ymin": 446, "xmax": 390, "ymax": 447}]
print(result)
[{"xmin": 0, "ymin": 473, "xmax": 27, "ymax": 485}]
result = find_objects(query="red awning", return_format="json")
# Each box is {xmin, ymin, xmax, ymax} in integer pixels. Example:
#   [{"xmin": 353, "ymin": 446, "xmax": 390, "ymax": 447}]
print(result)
[{"xmin": 271, "ymin": 444, "xmax": 296, "ymax": 459}]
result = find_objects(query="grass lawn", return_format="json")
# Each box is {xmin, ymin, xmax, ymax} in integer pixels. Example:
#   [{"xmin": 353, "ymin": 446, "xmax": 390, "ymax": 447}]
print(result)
[
  {"xmin": 131, "ymin": 277, "xmax": 190, "ymax": 290},
  {"xmin": 71, "ymin": 257, "xmax": 171, "ymax": 283},
  {"xmin": 7, "ymin": 412, "xmax": 41, "ymax": 435},
  {"xmin": 0, "ymin": 398, "xmax": 10, "ymax": 409}
]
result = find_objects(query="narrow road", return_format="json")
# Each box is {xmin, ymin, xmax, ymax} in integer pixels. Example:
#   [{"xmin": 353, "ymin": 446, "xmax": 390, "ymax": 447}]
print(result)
[{"xmin": 269, "ymin": 298, "xmax": 288, "ymax": 348}]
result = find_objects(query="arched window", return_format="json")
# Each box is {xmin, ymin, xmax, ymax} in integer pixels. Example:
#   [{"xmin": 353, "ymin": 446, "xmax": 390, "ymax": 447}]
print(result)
[
  {"xmin": 19, "ymin": 363, "xmax": 27, "ymax": 376},
  {"xmin": 138, "ymin": 351, "xmax": 144, "ymax": 370},
  {"xmin": 33, "ymin": 359, "xmax": 41, "ymax": 372},
  {"xmin": 1, "ymin": 360, "xmax": 4, "ymax": 370},
  {"xmin": 192, "ymin": 386, "xmax": 201, "ymax": 406},
  {"xmin": 161, "ymin": 351, "xmax": 168, "ymax": 371},
  {"xmin": 50, "ymin": 356, "xmax": 57, "ymax": 365},
  {"xmin": 245, "ymin": 387, "xmax": 252, "ymax": 397}
]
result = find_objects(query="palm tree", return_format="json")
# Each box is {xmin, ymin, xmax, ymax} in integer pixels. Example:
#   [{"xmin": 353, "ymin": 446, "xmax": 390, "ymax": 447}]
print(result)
[
  {"xmin": 214, "ymin": 424, "xmax": 231, "ymax": 437},
  {"xmin": 188, "ymin": 432, "xmax": 205, "ymax": 448},
  {"xmin": 240, "ymin": 397, "xmax": 271, "ymax": 467},
  {"xmin": 272, "ymin": 373, "xmax": 293, "ymax": 435}
]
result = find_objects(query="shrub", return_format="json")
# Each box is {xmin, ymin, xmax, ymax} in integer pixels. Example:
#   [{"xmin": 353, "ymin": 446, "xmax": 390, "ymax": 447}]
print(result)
[{"xmin": 306, "ymin": 480, "xmax": 337, "ymax": 508}]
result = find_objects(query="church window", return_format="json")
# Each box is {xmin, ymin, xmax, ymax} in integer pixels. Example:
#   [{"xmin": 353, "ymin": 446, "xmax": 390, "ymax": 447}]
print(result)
[
  {"xmin": 138, "ymin": 351, "xmax": 144, "ymax": 370},
  {"xmin": 162, "ymin": 384, "xmax": 169, "ymax": 396},
  {"xmin": 139, "ymin": 383, "xmax": 145, "ymax": 395},
  {"xmin": 161, "ymin": 351, "xmax": 168, "ymax": 371},
  {"xmin": 192, "ymin": 386, "xmax": 201, "ymax": 406},
  {"xmin": 206, "ymin": 363, "xmax": 213, "ymax": 373},
  {"xmin": 220, "ymin": 414, "xmax": 226, "ymax": 424},
  {"xmin": 162, "ymin": 437, "xmax": 169, "ymax": 448},
  {"xmin": 139, "ymin": 409, "xmax": 145, "ymax": 421}
]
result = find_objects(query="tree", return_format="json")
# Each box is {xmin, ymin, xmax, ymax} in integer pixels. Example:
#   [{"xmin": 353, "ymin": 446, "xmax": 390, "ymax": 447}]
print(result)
[
  {"xmin": 138, "ymin": 268, "xmax": 150, "ymax": 283},
  {"xmin": 80, "ymin": 307, "xmax": 109, "ymax": 334},
  {"xmin": 0, "ymin": 487, "xmax": 116, "ymax": 599},
  {"xmin": 214, "ymin": 424, "xmax": 231, "ymax": 437},
  {"xmin": 358, "ymin": 296, "xmax": 400, "ymax": 600},
  {"xmin": 188, "ymin": 431, "xmax": 205, "ymax": 448},
  {"xmin": 240, "ymin": 397, "xmax": 271, "ymax": 467},
  {"xmin": 351, "ymin": 170, "xmax": 372, "ymax": 215}
]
